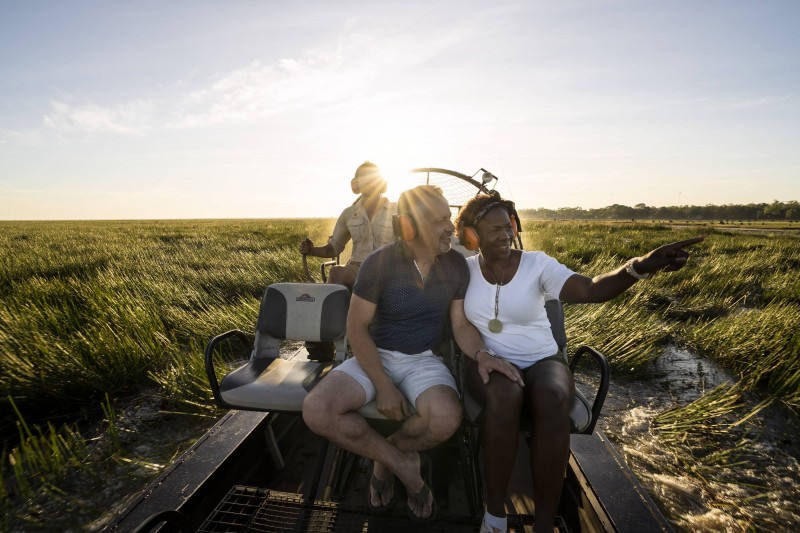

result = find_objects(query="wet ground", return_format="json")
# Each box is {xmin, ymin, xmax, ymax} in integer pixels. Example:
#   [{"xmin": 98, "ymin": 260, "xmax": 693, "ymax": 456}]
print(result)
[{"xmin": 588, "ymin": 345, "xmax": 800, "ymax": 532}]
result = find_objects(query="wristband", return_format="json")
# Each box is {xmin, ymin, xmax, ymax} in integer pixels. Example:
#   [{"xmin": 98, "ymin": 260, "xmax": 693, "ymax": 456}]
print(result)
[
  {"xmin": 475, "ymin": 347, "xmax": 500, "ymax": 360},
  {"xmin": 625, "ymin": 258, "xmax": 650, "ymax": 280}
]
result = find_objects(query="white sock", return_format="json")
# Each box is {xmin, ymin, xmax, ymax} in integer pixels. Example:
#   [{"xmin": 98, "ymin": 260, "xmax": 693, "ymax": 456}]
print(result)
[{"xmin": 483, "ymin": 511, "xmax": 507, "ymax": 533}]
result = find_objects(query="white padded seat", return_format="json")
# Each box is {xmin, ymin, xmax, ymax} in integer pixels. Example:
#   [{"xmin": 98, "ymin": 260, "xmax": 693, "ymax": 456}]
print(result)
[{"xmin": 215, "ymin": 283, "xmax": 349, "ymax": 413}]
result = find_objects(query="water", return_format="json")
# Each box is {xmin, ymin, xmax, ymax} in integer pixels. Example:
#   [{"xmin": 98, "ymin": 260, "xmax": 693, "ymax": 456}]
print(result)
[{"xmin": 588, "ymin": 345, "xmax": 800, "ymax": 532}]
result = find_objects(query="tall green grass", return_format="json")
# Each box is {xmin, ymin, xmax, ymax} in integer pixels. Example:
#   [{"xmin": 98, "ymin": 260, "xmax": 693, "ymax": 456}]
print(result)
[
  {"xmin": 526, "ymin": 221, "xmax": 800, "ymax": 529},
  {"xmin": 1, "ymin": 219, "xmax": 798, "ymax": 531},
  {"xmin": 0, "ymin": 219, "xmax": 335, "ymax": 420},
  {"xmin": 1, "ymin": 219, "xmax": 339, "ymax": 528}
]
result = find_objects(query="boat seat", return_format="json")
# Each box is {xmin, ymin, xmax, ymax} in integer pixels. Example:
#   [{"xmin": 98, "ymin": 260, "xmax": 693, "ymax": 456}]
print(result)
[
  {"xmin": 460, "ymin": 298, "xmax": 610, "ymax": 434},
  {"xmin": 205, "ymin": 282, "xmax": 410, "ymax": 421},
  {"xmin": 205, "ymin": 283, "xmax": 349, "ymax": 412}
]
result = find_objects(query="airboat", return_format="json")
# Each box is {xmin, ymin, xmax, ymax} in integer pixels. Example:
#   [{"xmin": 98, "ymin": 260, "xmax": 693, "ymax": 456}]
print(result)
[{"xmin": 106, "ymin": 168, "xmax": 673, "ymax": 533}]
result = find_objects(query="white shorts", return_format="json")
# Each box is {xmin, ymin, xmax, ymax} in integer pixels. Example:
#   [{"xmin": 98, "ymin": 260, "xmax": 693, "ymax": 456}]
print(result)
[{"xmin": 332, "ymin": 349, "xmax": 458, "ymax": 409}]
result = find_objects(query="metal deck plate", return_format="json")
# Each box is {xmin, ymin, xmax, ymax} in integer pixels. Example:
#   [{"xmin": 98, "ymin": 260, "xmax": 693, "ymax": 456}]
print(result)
[{"xmin": 199, "ymin": 486, "xmax": 566, "ymax": 532}]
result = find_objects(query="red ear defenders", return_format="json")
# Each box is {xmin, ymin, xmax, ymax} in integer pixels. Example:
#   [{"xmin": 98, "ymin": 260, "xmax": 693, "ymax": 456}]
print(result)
[
  {"xmin": 460, "ymin": 218, "xmax": 519, "ymax": 251},
  {"xmin": 392, "ymin": 213, "xmax": 417, "ymax": 241}
]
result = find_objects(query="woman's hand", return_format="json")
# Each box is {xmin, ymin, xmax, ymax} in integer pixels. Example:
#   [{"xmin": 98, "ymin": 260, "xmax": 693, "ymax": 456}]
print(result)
[
  {"xmin": 476, "ymin": 351, "xmax": 524, "ymax": 386},
  {"xmin": 634, "ymin": 236, "xmax": 705, "ymax": 275}
]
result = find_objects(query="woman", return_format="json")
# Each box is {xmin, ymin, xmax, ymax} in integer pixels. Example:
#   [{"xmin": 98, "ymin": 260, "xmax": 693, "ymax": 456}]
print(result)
[{"xmin": 454, "ymin": 193, "xmax": 703, "ymax": 533}]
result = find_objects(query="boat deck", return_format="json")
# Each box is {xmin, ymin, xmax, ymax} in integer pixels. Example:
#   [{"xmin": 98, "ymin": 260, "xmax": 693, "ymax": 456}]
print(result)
[
  {"xmin": 106, "ymin": 406, "xmax": 671, "ymax": 533},
  {"xmin": 191, "ymin": 412, "xmax": 563, "ymax": 532},
  {"xmin": 197, "ymin": 486, "xmax": 562, "ymax": 532}
]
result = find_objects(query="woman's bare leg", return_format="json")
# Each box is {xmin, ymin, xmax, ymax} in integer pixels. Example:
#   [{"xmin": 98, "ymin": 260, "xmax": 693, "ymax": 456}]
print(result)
[
  {"xmin": 524, "ymin": 360, "xmax": 574, "ymax": 533},
  {"xmin": 466, "ymin": 359, "xmax": 524, "ymax": 518}
]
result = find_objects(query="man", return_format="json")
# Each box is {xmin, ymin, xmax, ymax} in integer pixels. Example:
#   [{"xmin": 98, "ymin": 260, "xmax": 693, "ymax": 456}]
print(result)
[
  {"xmin": 302, "ymin": 185, "xmax": 520, "ymax": 522},
  {"xmin": 299, "ymin": 161, "xmax": 394, "ymax": 291},
  {"xmin": 300, "ymin": 161, "xmax": 395, "ymax": 361}
]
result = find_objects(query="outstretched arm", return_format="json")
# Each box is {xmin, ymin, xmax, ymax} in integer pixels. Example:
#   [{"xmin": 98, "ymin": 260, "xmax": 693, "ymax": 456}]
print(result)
[{"xmin": 560, "ymin": 236, "xmax": 705, "ymax": 304}]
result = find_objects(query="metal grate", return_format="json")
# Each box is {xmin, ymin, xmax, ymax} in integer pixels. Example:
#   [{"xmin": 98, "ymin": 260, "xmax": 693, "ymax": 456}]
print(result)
[
  {"xmin": 199, "ymin": 485, "xmax": 562, "ymax": 532},
  {"xmin": 198, "ymin": 486, "xmax": 267, "ymax": 532}
]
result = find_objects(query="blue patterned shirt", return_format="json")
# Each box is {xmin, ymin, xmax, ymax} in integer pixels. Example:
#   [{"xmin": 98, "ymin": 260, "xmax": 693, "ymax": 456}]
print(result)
[{"xmin": 353, "ymin": 242, "xmax": 469, "ymax": 354}]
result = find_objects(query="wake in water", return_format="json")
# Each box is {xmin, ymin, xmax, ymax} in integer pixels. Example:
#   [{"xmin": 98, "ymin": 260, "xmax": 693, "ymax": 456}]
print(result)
[{"xmin": 591, "ymin": 345, "xmax": 800, "ymax": 532}]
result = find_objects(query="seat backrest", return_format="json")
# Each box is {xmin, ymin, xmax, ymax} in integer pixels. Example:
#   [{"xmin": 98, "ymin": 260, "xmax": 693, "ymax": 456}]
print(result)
[
  {"xmin": 253, "ymin": 283, "xmax": 349, "ymax": 359},
  {"xmin": 543, "ymin": 296, "xmax": 567, "ymax": 355}
]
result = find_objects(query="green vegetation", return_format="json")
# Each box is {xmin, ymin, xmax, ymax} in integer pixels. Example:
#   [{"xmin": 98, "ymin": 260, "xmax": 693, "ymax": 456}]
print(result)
[
  {"xmin": 520, "ymin": 199, "xmax": 799, "ymax": 221},
  {"xmin": 1, "ymin": 218, "xmax": 798, "ymax": 531},
  {"xmin": 525, "ymin": 220, "xmax": 800, "ymax": 529},
  {"xmin": 0, "ymin": 218, "xmax": 339, "ymax": 530}
]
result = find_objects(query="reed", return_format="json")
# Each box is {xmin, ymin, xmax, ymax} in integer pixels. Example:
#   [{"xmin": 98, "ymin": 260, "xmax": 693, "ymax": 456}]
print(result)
[
  {"xmin": 527, "ymin": 221, "xmax": 800, "ymax": 530},
  {"xmin": 1, "ymin": 218, "xmax": 798, "ymax": 531},
  {"xmin": 3, "ymin": 397, "xmax": 91, "ymax": 500},
  {"xmin": 1, "ymin": 219, "xmax": 342, "ymax": 527}
]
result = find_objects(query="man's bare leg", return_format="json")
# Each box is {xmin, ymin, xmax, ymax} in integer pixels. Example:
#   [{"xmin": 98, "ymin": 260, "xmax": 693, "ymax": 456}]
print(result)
[
  {"xmin": 327, "ymin": 264, "xmax": 357, "ymax": 291},
  {"xmin": 303, "ymin": 374, "xmax": 460, "ymax": 518},
  {"xmin": 373, "ymin": 384, "xmax": 462, "ymax": 518}
]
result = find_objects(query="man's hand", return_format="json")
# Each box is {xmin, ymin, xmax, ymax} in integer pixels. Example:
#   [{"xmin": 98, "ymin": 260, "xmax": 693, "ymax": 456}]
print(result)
[
  {"xmin": 375, "ymin": 383, "xmax": 411, "ymax": 421},
  {"xmin": 634, "ymin": 236, "xmax": 705, "ymax": 275},
  {"xmin": 299, "ymin": 238, "xmax": 314, "ymax": 255},
  {"xmin": 476, "ymin": 351, "xmax": 524, "ymax": 386}
]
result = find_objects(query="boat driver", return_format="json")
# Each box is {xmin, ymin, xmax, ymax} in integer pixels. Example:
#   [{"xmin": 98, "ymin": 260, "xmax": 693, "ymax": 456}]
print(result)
[{"xmin": 299, "ymin": 161, "xmax": 395, "ymax": 360}]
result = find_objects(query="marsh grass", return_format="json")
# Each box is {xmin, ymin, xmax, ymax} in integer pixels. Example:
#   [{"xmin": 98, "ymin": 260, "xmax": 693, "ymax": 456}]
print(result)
[
  {"xmin": 1, "ymin": 218, "xmax": 338, "ymax": 527},
  {"xmin": 527, "ymin": 221, "xmax": 800, "ymax": 529},
  {"xmin": 0, "ymin": 219, "xmax": 334, "ymax": 421},
  {"xmin": 1, "ymin": 218, "xmax": 799, "ymax": 531}
]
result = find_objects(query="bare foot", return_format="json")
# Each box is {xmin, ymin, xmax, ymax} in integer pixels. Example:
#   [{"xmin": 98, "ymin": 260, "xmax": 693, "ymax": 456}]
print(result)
[
  {"xmin": 369, "ymin": 461, "xmax": 395, "ymax": 509},
  {"xmin": 393, "ymin": 450, "xmax": 423, "ymax": 494},
  {"xmin": 407, "ymin": 481, "xmax": 434, "ymax": 521},
  {"xmin": 403, "ymin": 453, "xmax": 435, "ymax": 522}
]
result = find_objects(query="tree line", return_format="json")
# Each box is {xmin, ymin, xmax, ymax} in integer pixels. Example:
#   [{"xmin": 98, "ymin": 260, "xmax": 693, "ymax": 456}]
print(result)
[{"xmin": 518, "ymin": 200, "xmax": 799, "ymax": 221}]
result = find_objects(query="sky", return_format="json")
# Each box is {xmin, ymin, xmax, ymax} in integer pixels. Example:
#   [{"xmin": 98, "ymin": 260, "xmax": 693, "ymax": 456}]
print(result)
[{"xmin": 1, "ymin": 0, "xmax": 798, "ymax": 220}]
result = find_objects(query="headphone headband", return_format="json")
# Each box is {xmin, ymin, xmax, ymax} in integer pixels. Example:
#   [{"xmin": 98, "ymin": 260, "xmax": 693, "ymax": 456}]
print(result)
[{"xmin": 472, "ymin": 200, "xmax": 515, "ymax": 227}]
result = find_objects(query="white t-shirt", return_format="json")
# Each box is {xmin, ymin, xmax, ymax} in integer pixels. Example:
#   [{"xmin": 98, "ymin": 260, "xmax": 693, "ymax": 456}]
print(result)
[{"xmin": 464, "ymin": 251, "xmax": 575, "ymax": 368}]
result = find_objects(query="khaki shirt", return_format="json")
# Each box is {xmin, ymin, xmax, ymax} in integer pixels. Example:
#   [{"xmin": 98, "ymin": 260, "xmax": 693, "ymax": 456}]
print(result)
[{"xmin": 328, "ymin": 197, "xmax": 395, "ymax": 263}]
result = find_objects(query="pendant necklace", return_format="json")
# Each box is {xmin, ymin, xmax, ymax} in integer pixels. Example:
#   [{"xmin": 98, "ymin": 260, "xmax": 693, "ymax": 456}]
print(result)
[{"xmin": 481, "ymin": 254, "xmax": 509, "ymax": 333}]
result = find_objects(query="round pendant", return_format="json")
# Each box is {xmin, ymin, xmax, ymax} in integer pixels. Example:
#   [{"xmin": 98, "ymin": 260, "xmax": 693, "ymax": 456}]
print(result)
[{"xmin": 488, "ymin": 318, "xmax": 503, "ymax": 333}]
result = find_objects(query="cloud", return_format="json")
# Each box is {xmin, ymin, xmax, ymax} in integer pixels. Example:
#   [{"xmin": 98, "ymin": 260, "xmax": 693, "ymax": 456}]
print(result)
[
  {"xmin": 24, "ymin": 24, "xmax": 471, "ymax": 138},
  {"xmin": 168, "ymin": 27, "xmax": 468, "ymax": 128},
  {"xmin": 43, "ymin": 99, "xmax": 155, "ymax": 135}
]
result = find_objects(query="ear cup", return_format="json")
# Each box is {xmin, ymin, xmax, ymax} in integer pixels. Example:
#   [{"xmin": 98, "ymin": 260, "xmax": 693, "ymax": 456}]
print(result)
[
  {"xmin": 392, "ymin": 214, "xmax": 416, "ymax": 241},
  {"xmin": 461, "ymin": 217, "xmax": 517, "ymax": 250},
  {"xmin": 461, "ymin": 226, "xmax": 480, "ymax": 251}
]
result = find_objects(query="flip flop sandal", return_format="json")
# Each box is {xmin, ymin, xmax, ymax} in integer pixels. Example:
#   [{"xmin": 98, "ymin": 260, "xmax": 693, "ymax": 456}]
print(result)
[
  {"xmin": 406, "ymin": 454, "xmax": 437, "ymax": 523},
  {"xmin": 368, "ymin": 464, "xmax": 398, "ymax": 514}
]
